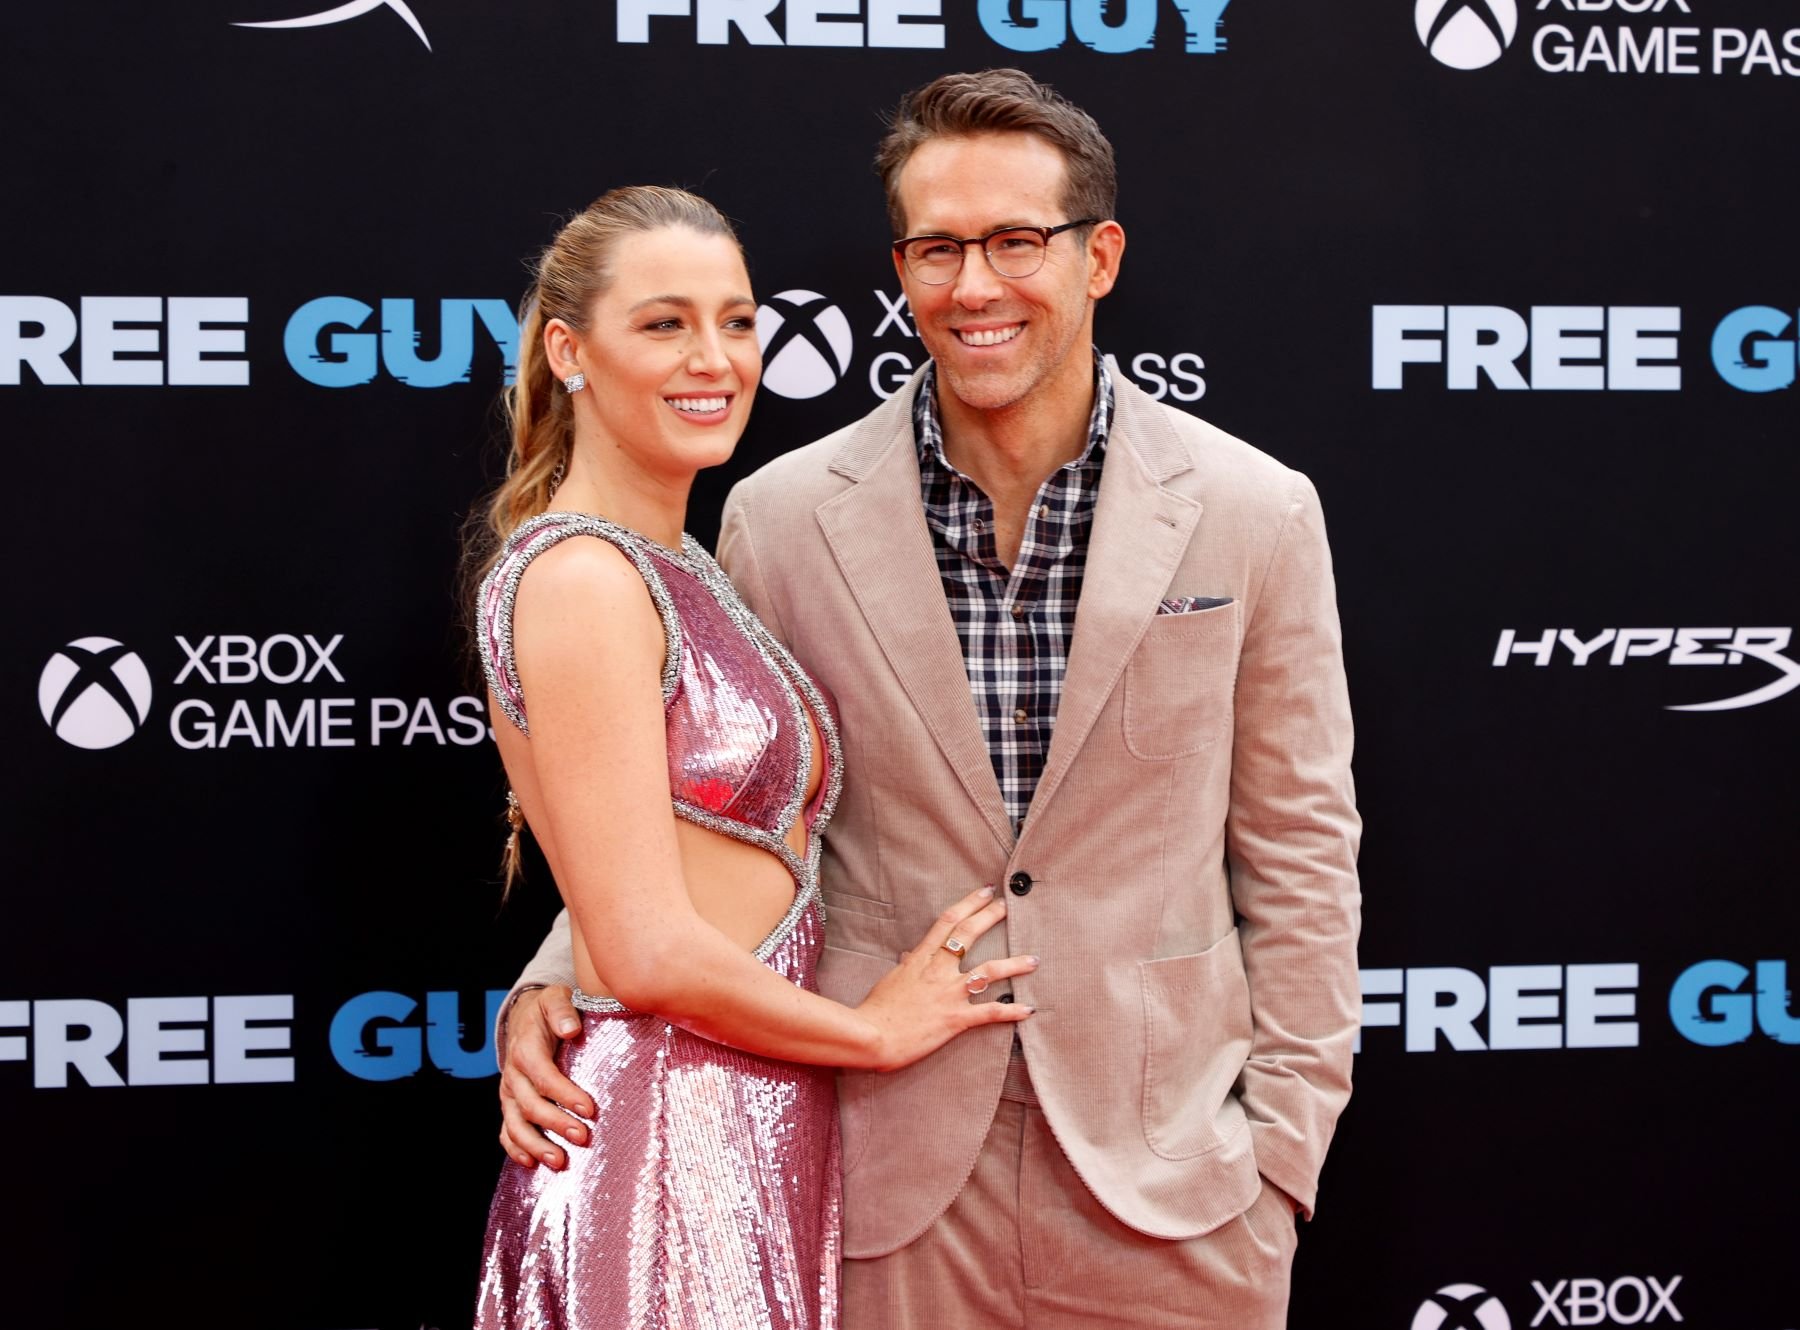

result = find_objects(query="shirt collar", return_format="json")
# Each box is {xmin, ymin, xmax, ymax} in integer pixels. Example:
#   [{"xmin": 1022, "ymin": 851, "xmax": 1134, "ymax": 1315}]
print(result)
[{"xmin": 914, "ymin": 346, "xmax": 1114, "ymax": 477}]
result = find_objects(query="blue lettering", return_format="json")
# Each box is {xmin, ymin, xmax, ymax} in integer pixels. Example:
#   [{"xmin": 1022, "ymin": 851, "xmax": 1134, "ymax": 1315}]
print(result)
[
  {"xmin": 471, "ymin": 299, "xmax": 522, "ymax": 386},
  {"xmin": 1756, "ymin": 960, "xmax": 1800, "ymax": 1045},
  {"xmin": 1710, "ymin": 305, "xmax": 1795, "ymax": 393},
  {"xmin": 424, "ymin": 990, "xmax": 507, "ymax": 1078},
  {"xmin": 978, "ymin": 0, "xmax": 1230, "ymax": 53},
  {"xmin": 979, "ymin": 0, "xmax": 1065, "ymax": 52},
  {"xmin": 380, "ymin": 298, "xmax": 476, "ymax": 389},
  {"xmin": 1171, "ymin": 0, "xmax": 1230, "ymax": 53},
  {"xmin": 286, "ymin": 297, "xmax": 518, "ymax": 388},
  {"xmin": 329, "ymin": 991, "xmax": 422, "ymax": 1080},
  {"xmin": 1072, "ymin": 0, "xmax": 1156, "ymax": 53},
  {"xmin": 284, "ymin": 296, "xmax": 377, "ymax": 388}
]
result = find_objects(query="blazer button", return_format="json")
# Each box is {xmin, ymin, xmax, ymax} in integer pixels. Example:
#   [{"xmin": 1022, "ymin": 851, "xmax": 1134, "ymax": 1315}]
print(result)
[
  {"xmin": 1008, "ymin": 871, "xmax": 1033, "ymax": 896},
  {"xmin": 997, "ymin": 993, "xmax": 1016, "ymax": 1004}
]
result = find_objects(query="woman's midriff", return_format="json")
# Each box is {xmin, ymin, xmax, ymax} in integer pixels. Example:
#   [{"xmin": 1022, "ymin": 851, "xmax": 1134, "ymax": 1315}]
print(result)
[{"xmin": 571, "ymin": 713, "xmax": 825, "ymax": 1002}]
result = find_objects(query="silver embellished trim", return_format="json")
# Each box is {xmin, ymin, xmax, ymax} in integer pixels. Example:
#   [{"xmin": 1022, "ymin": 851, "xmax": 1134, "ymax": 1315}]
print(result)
[
  {"xmin": 571, "ymin": 986, "xmax": 629, "ymax": 1015},
  {"xmin": 679, "ymin": 538, "xmax": 844, "ymax": 856},
  {"xmin": 572, "ymin": 881, "xmax": 825, "ymax": 1016},
  {"xmin": 476, "ymin": 511, "xmax": 684, "ymax": 736},
  {"xmin": 498, "ymin": 521, "xmax": 846, "ymax": 1017}
]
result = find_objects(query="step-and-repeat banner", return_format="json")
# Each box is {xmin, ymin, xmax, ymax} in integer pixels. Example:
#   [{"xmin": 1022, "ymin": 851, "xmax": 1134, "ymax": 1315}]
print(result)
[{"xmin": 5, "ymin": 3, "xmax": 1795, "ymax": 1327}]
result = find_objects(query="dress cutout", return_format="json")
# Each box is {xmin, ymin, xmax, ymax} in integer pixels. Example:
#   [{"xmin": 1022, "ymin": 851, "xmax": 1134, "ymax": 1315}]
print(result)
[{"xmin": 474, "ymin": 511, "xmax": 843, "ymax": 1330}]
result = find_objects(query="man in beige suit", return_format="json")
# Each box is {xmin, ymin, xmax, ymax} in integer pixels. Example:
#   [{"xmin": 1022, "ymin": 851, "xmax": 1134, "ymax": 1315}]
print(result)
[{"xmin": 494, "ymin": 69, "xmax": 1360, "ymax": 1328}]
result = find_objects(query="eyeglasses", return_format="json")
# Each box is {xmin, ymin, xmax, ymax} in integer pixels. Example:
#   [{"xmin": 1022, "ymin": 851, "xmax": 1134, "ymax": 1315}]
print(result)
[{"xmin": 892, "ymin": 219, "xmax": 1103, "ymax": 285}]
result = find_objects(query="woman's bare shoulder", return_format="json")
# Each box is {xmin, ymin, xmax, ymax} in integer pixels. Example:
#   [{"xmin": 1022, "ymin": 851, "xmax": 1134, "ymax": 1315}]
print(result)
[{"xmin": 511, "ymin": 536, "xmax": 664, "ymax": 664}]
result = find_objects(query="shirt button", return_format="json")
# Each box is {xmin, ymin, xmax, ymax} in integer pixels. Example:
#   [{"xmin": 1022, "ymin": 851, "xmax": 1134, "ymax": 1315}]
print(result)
[
  {"xmin": 1013, "ymin": 707, "xmax": 1028, "ymax": 724},
  {"xmin": 972, "ymin": 518, "xmax": 987, "ymax": 532},
  {"xmin": 1010, "ymin": 603, "xmax": 1027, "ymax": 620},
  {"xmin": 1008, "ymin": 871, "xmax": 1033, "ymax": 896},
  {"xmin": 1037, "ymin": 505, "xmax": 1050, "ymax": 520}
]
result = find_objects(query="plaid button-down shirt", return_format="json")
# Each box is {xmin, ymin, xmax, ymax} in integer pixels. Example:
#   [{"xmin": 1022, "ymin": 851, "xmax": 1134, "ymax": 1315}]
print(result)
[{"xmin": 914, "ymin": 350, "xmax": 1115, "ymax": 834}]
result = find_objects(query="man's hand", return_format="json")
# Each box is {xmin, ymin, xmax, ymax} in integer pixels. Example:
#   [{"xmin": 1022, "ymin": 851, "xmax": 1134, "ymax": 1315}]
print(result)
[{"xmin": 497, "ymin": 985, "xmax": 594, "ymax": 1170}]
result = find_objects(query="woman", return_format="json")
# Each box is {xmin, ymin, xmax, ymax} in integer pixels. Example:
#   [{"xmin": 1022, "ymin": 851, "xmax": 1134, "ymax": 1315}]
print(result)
[{"xmin": 467, "ymin": 187, "xmax": 1037, "ymax": 1329}]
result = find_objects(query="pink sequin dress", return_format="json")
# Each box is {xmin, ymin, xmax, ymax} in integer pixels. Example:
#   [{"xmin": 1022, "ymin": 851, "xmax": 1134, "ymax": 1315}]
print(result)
[{"xmin": 473, "ymin": 512, "xmax": 844, "ymax": 1330}]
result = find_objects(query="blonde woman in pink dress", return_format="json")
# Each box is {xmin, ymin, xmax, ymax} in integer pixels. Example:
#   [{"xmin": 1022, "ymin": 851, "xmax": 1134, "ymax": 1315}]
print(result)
[{"xmin": 466, "ymin": 186, "xmax": 1038, "ymax": 1330}]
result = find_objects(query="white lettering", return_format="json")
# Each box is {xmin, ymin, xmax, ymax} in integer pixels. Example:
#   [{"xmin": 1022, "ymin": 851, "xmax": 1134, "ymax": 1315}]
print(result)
[
  {"xmin": 1494, "ymin": 628, "xmax": 1557, "ymax": 667},
  {"xmin": 1489, "ymin": 965, "xmax": 1563, "ymax": 1050},
  {"xmin": 1557, "ymin": 628, "xmax": 1617, "ymax": 666},
  {"xmin": 0, "ymin": 296, "xmax": 79, "ymax": 385},
  {"xmin": 1609, "ymin": 627, "xmax": 1673, "ymax": 664},
  {"xmin": 1371, "ymin": 305, "xmax": 1443, "ymax": 389},
  {"xmin": 126, "ymin": 996, "xmax": 209, "ymax": 1086},
  {"xmin": 33, "ymin": 999, "xmax": 125, "ymax": 1088},
  {"xmin": 1404, "ymin": 967, "xmax": 1487, "ymax": 1052},
  {"xmin": 1607, "ymin": 306, "xmax": 1680, "ymax": 389},
  {"xmin": 212, "ymin": 995, "xmax": 295, "ymax": 1084},
  {"xmin": 81, "ymin": 296, "xmax": 162, "ymax": 386},
  {"xmin": 370, "ymin": 697, "xmax": 410, "ymax": 744},
  {"xmin": 1566, "ymin": 963, "xmax": 1638, "ymax": 1047},
  {"xmin": 1531, "ymin": 306, "xmax": 1605, "ymax": 390},
  {"xmin": 166, "ymin": 297, "xmax": 250, "ymax": 386}
]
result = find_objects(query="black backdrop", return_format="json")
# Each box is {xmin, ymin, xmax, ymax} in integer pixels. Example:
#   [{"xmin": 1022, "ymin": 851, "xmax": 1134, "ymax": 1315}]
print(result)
[{"xmin": 5, "ymin": 3, "xmax": 1796, "ymax": 1327}]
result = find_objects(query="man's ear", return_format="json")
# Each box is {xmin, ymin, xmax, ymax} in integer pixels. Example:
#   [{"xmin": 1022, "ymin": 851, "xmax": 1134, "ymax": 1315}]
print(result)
[{"xmin": 1087, "ymin": 220, "xmax": 1126, "ymax": 301}]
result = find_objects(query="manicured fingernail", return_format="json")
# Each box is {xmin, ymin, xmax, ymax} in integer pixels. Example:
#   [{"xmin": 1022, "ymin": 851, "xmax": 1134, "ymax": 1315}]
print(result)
[
  {"xmin": 979, "ymin": 885, "xmax": 995, "ymax": 898},
  {"xmin": 541, "ymin": 1152, "xmax": 559, "ymax": 1167},
  {"xmin": 1030, "ymin": 956, "xmax": 1041, "ymax": 966},
  {"xmin": 558, "ymin": 1017, "xmax": 581, "ymax": 1035}
]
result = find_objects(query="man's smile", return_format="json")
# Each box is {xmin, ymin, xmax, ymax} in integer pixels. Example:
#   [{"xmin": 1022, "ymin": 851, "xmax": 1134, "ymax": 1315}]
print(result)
[{"xmin": 954, "ymin": 323, "xmax": 1024, "ymax": 347}]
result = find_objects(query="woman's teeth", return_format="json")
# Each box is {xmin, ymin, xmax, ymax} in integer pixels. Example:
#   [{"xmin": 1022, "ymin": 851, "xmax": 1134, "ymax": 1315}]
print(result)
[{"xmin": 667, "ymin": 397, "xmax": 728, "ymax": 414}]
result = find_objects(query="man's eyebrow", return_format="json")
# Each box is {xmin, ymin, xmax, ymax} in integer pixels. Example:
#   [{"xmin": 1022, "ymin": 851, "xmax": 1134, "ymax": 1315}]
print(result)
[{"xmin": 906, "ymin": 220, "xmax": 1039, "ymax": 237}]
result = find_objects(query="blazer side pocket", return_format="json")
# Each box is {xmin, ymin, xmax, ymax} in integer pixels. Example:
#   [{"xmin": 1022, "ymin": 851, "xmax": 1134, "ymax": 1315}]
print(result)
[
  {"xmin": 1140, "ymin": 928, "xmax": 1255, "ymax": 1161},
  {"xmin": 819, "ymin": 944, "xmax": 894, "ymax": 1176},
  {"xmin": 1123, "ymin": 600, "xmax": 1239, "ymax": 761}
]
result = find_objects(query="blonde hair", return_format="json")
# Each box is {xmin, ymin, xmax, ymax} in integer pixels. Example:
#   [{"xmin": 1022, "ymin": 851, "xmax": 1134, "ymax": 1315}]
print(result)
[
  {"xmin": 468, "ymin": 186, "xmax": 741, "ymax": 585},
  {"xmin": 465, "ymin": 185, "xmax": 741, "ymax": 891}
]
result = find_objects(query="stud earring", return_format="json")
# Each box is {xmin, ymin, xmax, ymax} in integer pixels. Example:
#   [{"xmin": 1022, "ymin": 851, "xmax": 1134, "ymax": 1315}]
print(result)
[{"xmin": 562, "ymin": 371, "xmax": 586, "ymax": 394}]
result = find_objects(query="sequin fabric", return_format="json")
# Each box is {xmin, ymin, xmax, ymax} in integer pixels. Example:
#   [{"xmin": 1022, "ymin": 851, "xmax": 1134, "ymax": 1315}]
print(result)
[
  {"xmin": 474, "ymin": 511, "xmax": 843, "ymax": 1329},
  {"xmin": 475, "ymin": 902, "xmax": 842, "ymax": 1330}
]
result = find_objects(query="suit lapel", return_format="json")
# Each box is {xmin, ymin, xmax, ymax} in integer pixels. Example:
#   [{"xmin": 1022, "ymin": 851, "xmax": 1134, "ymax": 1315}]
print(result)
[
  {"xmin": 816, "ymin": 376, "xmax": 1015, "ymax": 854},
  {"xmin": 1020, "ymin": 381, "xmax": 1201, "ymax": 844}
]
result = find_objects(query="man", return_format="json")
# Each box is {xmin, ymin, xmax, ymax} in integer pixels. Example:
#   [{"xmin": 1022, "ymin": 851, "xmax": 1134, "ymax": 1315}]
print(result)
[{"xmin": 495, "ymin": 68, "xmax": 1360, "ymax": 1329}]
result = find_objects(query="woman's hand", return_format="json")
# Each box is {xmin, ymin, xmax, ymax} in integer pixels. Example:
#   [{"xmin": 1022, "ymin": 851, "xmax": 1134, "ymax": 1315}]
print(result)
[{"xmin": 854, "ymin": 886, "xmax": 1037, "ymax": 1072}]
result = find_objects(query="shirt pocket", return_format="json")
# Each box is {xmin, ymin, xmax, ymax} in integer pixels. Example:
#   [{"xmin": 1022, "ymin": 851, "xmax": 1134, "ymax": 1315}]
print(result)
[{"xmin": 1122, "ymin": 599, "xmax": 1240, "ymax": 761}]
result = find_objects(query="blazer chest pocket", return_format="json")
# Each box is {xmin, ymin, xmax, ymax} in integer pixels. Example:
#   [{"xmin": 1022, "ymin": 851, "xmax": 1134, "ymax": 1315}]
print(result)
[
  {"xmin": 1140, "ymin": 929, "xmax": 1255, "ymax": 1161},
  {"xmin": 1122, "ymin": 600, "xmax": 1239, "ymax": 761}
]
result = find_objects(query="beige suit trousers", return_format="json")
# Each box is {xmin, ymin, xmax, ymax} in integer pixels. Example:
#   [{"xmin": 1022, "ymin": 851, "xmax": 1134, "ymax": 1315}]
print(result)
[{"xmin": 841, "ymin": 1057, "xmax": 1298, "ymax": 1330}]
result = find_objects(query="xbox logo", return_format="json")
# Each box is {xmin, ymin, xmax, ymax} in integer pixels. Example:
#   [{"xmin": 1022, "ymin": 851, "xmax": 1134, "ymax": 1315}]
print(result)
[
  {"xmin": 757, "ymin": 290, "xmax": 854, "ymax": 400},
  {"xmin": 1416, "ymin": 0, "xmax": 1517, "ymax": 70},
  {"xmin": 39, "ymin": 637, "xmax": 154, "ymax": 749},
  {"xmin": 1413, "ymin": 1283, "xmax": 1512, "ymax": 1330}
]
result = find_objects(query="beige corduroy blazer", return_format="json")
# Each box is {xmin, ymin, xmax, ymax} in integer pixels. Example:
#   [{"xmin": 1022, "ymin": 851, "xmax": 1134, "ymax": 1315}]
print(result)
[{"xmin": 510, "ymin": 367, "xmax": 1362, "ymax": 1260}]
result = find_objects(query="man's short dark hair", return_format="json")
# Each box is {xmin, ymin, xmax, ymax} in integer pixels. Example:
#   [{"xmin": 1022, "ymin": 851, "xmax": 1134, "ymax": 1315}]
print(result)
[{"xmin": 874, "ymin": 68, "xmax": 1118, "ymax": 238}]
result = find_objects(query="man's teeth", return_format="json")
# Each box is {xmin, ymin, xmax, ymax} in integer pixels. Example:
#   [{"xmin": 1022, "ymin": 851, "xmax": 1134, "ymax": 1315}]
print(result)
[
  {"xmin": 958, "ymin": 325, "xmax": 1022, "ymax": 347},
  {"xmin": 667, "ymin": 396, "xmax": 728, "ymax": 413}
]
